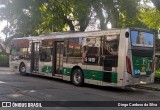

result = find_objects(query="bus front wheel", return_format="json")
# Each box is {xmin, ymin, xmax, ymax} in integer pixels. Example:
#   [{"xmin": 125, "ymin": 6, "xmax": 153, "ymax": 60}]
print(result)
[
  {"xmin": 19, "ymin": 63, "xmax": 27, "ymax": 76},
  {"xmin": 71, "ymin": 68, "xmax": 84, "ymax": 86}
]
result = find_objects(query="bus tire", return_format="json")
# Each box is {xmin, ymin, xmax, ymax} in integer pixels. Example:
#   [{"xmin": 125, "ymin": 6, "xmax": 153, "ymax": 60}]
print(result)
[
  {"xmin": 19, "ymin": 63, "xmax": 27, "ymax": 76},
  {"xmin": 71, "ymin": 68, "xmax": 84, "ymax": 86}
]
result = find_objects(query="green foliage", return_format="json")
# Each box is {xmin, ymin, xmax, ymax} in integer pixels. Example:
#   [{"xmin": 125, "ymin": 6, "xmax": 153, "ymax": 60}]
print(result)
[
  {"xmin": 139, "ymin": 8, "xmax": 160, "ymax": 30},
  {"xmin": 155, "ymin": 70, "xmax": 160, "ymax": 79},
  {"xmin": 0, "ymin": 54, "xmax": 9, "ymax": 67},
  {"xmin": 0, "ymin": 0, "xmax": 93, "ymax": 36},
  {"xmin": 0, "ymin": 0, "xmax": 143, "ymax": 34},
  {"xmin": 117, "ymin": 12, "xmax": 145, "ymax": 28},
  {"xmin": 91, "ymin": 0, "xmax": 141, "ymax": 29},
  {"xmin": 115, "ymin": 0, "xmax": 140, "ymax": 28},
  {"xmin": 0, "ymin": 0, "xmax": 159, "ymax": 45},
  {"xmin": 71, "ymin": 0, "xmax": 92, "ymax": 31},
  {"xmin": 155, "ymin": 57, "xmax": 160, "ymax": 80},
  {"xmin": 0, "ymin": 0, "xmax": 44, "ymax": 36}
]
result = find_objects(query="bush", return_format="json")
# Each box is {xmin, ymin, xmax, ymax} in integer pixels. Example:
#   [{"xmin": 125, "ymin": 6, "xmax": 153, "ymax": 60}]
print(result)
[
  {"xmin": 0, "ymin": 54, "xmax": 9, "ymax": 67},
  {"xmin": 155, "ymin": 70, "xmax": 160, "ymax": 78},
  {"xmin": 155, "ymin": 70, "xmax": 160, "ymax": 82}
]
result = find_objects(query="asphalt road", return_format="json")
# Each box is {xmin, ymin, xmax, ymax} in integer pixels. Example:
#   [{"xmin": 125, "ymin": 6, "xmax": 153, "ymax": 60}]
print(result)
[{"xmin": 0, "ymin": 70, "xmax": 160, "ymax": 110}]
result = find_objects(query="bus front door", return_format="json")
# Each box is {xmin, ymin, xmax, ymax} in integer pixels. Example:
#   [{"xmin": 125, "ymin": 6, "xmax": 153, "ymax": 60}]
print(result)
[{"xmin": 31, "ymin": 42, "xmax": 40, "ymax": 73}]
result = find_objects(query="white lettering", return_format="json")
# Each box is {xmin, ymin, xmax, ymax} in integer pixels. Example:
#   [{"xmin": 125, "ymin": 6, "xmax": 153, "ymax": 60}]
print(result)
[
  {"xmin": 149, "ymin": 103, "xmax": 157, "ymax": 107},
  {"xmin": 118, "ymin": 103, "xmax": 128, "ymax": 107},
  {"xmin": 129, "ymin": 103, "xmax": 143, "ymax": 107},
  {"xmin": 28, "ymin": 103, "xmax": 42, "ymax": 107},
  {"xmin": 12, "ymin": 102, "xmax": 27, "ymax": 107}
]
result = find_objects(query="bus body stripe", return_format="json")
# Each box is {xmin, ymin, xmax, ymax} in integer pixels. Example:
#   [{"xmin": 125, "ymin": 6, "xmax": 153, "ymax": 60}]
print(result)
[{"xmin": 63, "ymin": 67, "xmax": 117, "ymax": 83}]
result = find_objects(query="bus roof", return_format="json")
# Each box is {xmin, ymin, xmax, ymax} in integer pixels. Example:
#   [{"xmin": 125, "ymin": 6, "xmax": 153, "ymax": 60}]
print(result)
[
  {"xmin": 13, "ymin": 28, "xmax": 123, "ymax": 41},
  {"xmin": 43, "ymin": 29, "xmax": 121, "ymax": 39},
  {"xmin": 12, "ymin": 28, "xmax": 153, "ymax": 41}
]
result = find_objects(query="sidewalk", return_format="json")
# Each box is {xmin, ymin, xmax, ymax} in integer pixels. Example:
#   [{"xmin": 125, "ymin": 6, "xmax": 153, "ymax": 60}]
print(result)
[
  {"xmin": 136, "ymin": 83, "xmax": 160, "ymax": 91},
  {"xmin": 0, "ymin": 67, "xmax": 11, "ymax": 71}
]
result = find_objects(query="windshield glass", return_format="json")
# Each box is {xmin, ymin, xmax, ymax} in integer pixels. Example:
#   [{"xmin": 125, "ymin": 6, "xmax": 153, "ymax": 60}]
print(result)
[{"xmin": 131, "ymin": 31, "xmax": 154, "ymax": 47}]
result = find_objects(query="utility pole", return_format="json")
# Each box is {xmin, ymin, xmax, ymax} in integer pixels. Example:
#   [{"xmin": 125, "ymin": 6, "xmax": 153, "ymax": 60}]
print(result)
[
  {"xmin": 52, "ymin": 22, "xmax": 53, "ymax": 32},
  {"xmin": 5, "ymin": 20, "xmax": 8, "ymax": 52}
]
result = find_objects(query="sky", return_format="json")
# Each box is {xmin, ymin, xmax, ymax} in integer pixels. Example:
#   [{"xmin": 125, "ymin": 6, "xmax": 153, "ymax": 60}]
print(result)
[{"xmin": 0, "ymin": 20, "xmax": 7, "ymax": 40}]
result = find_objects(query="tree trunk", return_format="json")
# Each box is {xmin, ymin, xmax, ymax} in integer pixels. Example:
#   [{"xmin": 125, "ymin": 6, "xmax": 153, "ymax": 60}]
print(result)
[
  {"xmin": 79, "ymin": 17, "xmax": 90, "ymax": 32},
  {"xmin": 63, "ymin": 16, "xmax": 75, "ymax": 31},
  {"xmin": 110, "ymin": 8, "xmax": 119, "ymax": 28}
]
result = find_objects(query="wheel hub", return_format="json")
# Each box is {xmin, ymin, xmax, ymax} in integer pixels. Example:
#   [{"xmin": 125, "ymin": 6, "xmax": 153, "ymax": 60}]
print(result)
[
  {"xmin": 74, "ymin": 72, "xmax": 81, "ymax": 84},
  {"xmin": 21, "ymin": 67, "xmax": 26, "ymax": 72}
]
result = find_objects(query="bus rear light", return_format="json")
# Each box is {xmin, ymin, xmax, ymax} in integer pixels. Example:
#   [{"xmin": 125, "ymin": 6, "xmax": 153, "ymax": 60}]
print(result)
[{"xmin": 126, "ymin": 56, "xmax": 132, "ymax": 74}]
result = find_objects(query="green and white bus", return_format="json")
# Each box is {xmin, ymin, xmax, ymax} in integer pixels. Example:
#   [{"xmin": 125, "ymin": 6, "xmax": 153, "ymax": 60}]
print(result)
[{"xmin": 10, "ymin": 28, "xmax": 155, "ymax": 87}]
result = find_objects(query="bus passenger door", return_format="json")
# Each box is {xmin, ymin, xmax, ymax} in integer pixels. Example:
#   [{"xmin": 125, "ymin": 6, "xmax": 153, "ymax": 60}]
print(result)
[
  {"xmin": 31, "ymin": 42, "xmax": 40, "ymax": 72},
  {"xmin": 56, "ymin": 42, "xmax": 64, "ymax": 74},
  {"xmin": 102, "ymin": 35, "xmax": 119, "ymax": 83},
  {"xmin": 53, "ymin": 41, "xmax": 64, "ymax": 75}
]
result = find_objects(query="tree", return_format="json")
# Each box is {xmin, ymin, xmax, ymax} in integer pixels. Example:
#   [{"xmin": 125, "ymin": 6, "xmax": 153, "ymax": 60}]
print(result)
[
  {"xmin": 91, "ymin": 0, "xmax": 140, "ymax": 29},
  {"xmin": 37, "ymin": 0, "xmax": 92, "ymax": 32},
  {"xmin": 1, "ymin": 0, "xmax": 155, "ymax": 42},
  {"xmin": 0, "ymin": 0, "xmax": 93, "ymax": 36},
  {"xmin": 151, "ymin": 0, "xmax": 160, "ymax": 10},
  {"xmin": 139, "ymin": 8, "xmax": 160, "ymax": 30},
  {"xmin": 0, "ymin": 0, "xmax": 44, "ymax": 37}
]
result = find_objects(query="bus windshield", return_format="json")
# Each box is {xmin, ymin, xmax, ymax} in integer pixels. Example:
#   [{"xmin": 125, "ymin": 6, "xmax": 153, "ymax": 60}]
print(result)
[{"xmin": 131, "ymin": 31, "xmax": 154, "ymax": 47}]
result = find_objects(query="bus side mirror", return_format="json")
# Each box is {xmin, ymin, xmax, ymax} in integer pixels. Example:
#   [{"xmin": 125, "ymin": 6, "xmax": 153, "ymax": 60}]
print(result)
[{"xmin": 125, "ymin": 32, "xmax": 129, "ymax": 38}]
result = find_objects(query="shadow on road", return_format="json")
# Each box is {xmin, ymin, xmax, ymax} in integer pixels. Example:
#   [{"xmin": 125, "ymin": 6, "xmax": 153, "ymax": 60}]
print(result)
[{"xmin": 18, "ymin": 73, "xmax": 139, "ymax": 93}]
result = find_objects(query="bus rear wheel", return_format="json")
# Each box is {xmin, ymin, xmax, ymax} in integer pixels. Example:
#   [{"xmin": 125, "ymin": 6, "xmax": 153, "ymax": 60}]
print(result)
[
  {"xmin": 71, "ymin": 68, "xmax": 84, "ymax": 86},
  {"xmin": 19, "ymin": 63, "xmax": 27, "ymax": 76}
]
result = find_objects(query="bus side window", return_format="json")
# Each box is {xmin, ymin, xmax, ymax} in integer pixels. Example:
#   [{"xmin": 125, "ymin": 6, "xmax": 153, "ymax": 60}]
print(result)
[
  {"xmin": 39, "ymin": 47, "xmax": 51, "ymax": 62},
  {"xmin": 102, "ymin": 35, "xmax": 119, "ymax": 67},
  {"xmin": 11, "ymin": 46, "xmax": 30, "ymax": 60},
  {"xmin": 82, "ymin": 46, "xmax": 99, "ymax": 64},
  {"xmin": 82, "ymin": 37, "xmax": 100, "ymax": 65},
  {"xmin": 65, "ymin": 38, "xmax": 82, "ymax": 64}
]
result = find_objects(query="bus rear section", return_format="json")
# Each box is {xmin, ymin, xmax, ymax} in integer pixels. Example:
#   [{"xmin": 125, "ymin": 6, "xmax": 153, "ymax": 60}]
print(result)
[
  {"xmin": 10, "ymin": 38, "xmax": 31, "ymax": 74},
  {"xmin": 62, "ymin": 28, "xmax": 155, "ymax": 87},
  {"xmin": 124, "ymin": 29, "xmax": 155, "ymax": 86}
]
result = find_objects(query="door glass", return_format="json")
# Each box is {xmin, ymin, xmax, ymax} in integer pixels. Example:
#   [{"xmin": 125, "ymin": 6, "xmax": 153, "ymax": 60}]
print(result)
[
  {"xmin": 40, "ymin": 39, "xmax": 54, "ymax": 74},
  {"xmin": 33, "ymin": 42, "xmax": 39, "ymax": 71},
  {"xmin": 56, "ymin": 42, "xmax": 64, "ymax": 74},
  {"xmin": 102, "ymin": 35, "xmax": 119, "ymax": 69}
]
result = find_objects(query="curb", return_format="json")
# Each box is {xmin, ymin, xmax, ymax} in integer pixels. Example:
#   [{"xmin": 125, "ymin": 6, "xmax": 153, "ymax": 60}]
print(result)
[
  {"xmin": 131, "ymin": 85, "xmax": 160, "ymax": 91},
  {"xmin": 0, "ymin": 70, "xmax": 11, "ymax": 72},
  {"xmin": 0, "ymin": 68, "xmax": 10, "ymax": 72},
  {"xmin": 136, "ymin": 85, "xmax": 160, "ymax": 91}
]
